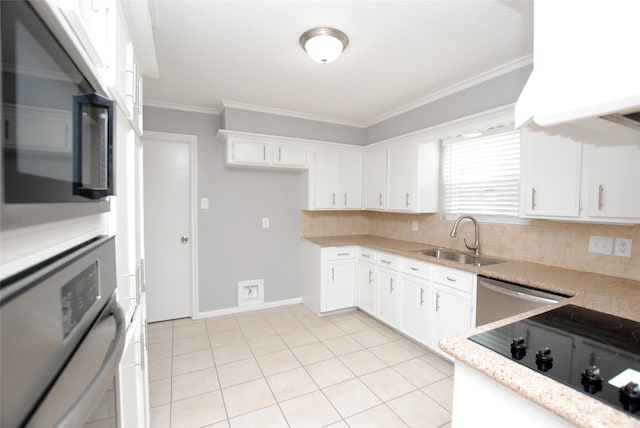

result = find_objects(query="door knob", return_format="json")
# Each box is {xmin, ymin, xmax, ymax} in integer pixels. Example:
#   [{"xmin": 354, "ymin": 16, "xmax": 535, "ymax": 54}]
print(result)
[{"xmin": 181, "ymin": 236, "xmax": 189, "ymax": 244}]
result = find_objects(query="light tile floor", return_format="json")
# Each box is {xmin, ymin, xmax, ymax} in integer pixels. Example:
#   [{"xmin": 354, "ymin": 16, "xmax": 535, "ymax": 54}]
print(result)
[{"xmin": 148, "ymin": 304, "xmax": 454, "ymax": 428}]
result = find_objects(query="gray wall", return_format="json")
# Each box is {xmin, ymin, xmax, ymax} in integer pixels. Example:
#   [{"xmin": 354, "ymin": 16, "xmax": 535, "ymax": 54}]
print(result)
[
  {"xmin": 144, "ymin": 106, "xmax": 302, "ymax": 313},
  {"xmin": 365, "ymin": 65, "xmax": 533, "ymax": 144},
  {"xmin": 223, "ymin": 107, "xmax": 365, "ymax": 145}
]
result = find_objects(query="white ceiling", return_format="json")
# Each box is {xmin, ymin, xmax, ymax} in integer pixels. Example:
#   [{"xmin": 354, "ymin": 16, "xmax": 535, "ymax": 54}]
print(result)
[{"xmin": 143, "ymin": 0, "xmax": 533, "ymax": 127}]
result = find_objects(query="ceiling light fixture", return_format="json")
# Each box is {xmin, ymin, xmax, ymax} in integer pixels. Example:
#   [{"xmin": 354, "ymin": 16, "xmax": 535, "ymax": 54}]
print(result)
[{"xmin": 299, "ymin": 27, "xmax": 349, "ymax": 64}]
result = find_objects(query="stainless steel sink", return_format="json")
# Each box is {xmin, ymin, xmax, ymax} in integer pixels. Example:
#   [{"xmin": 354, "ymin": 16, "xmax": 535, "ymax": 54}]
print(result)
[{"xmin": 417, "ymin": 248, "xmax": 503, "ymax": 267}]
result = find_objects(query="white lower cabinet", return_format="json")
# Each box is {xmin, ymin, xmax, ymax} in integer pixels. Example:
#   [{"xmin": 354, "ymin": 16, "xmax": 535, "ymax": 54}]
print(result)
[
  {"xmin": 400, "ymin": 274, "xmax": 430, "ymax": 344},
  {"xmin": 377, "ymin": 266, "xmax": 400, "ymax": 328},
  {"xmin": 430, "ymin": 266, "xmax": 476, "ymax": 360},
  {"xmin": 322, "ymin": 246, "xmax": 357, "ymax": 312},
  {"xmin": 357, "ymin": 248, "xmax": 377, "ymax": 316},
  {"xmin": 117, "ymin": 303, "xmax": 149, "ymax": 427},
  {"xmin": 302, "ymin": 242, "xmax": 476, "ymax": 360}
]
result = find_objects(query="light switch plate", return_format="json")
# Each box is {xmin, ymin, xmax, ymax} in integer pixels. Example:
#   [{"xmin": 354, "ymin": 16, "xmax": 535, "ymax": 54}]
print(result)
[
  {"xmin": 200, "ymin": 198, "xmax": 209, "ymax": 210},
  {"xmin": 262, "ymin": 218, "xmax": 270, "ymax": 229},
  {"xmin": 588, "ymin": 235, "xmax": 612, "ymax": 255}
]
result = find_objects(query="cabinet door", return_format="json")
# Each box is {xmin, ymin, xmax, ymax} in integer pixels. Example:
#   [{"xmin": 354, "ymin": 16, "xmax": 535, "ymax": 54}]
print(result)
[
  {"xmin": 388, "ymin": 143, "xmax": 415, "ymax": 211},
  {"xmin": 587, "ymin": 144, "xmax": 640, "ymax": 220},
  {"xmin": 365, "ymin": 148, "xmax": 387, "ymax": 209},
  {"xmin": 377, "ymin": 267, "xmax": 399, "ymax": 327},
  {"xmin": 358, "ymin": 260, "xmax": 376, "ymax": 316},
  {"xmin": 229, "ymin": 139, "xmax": 270, "ymax": 165},
  {"xmin": 340, "ymin": 151, "xmax": 363, "ymax": 209},
  {"xmin": 313, "ymin": 150, "xmax": 339, "ymax": 209},
  {"xmin": 325, "ymin": 260, "xmax": 356, "ymax": 312},
  {"xmin": 431, "ymin": 285, "xmax": 472, "ymax": 359},
  {"xmin": 274, "ymin": 143, "xmax": 307, "ymax": 168},
  {"xmin": 521, "ymin": 129, "xmax": 582, "ymax": 218},
  {"xmin": 400, "ymin": 275, "xmax": 429, "ymax": 344}
]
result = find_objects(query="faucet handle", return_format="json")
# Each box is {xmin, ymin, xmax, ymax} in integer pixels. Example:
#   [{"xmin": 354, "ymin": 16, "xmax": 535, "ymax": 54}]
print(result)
[{"xmin": 463, "ymin": 238, "xmax": 480, "ymax": 256}]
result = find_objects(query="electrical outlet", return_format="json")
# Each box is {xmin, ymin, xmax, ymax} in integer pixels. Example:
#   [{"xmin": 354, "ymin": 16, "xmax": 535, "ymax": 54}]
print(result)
[
  {"xmin": 614, "ymin": 238, "xmax": 632, "ymax": 258},
  {"xmin": 262, "ymin": 218, "xmax": 270, "ymax": 229},
  {"xmin": 588, "ymin": 235, "xmax": 613, "ymax": 255},
  {"xmin": 411, "ymin": 220, "xmax": 419, "ymax": 232}
]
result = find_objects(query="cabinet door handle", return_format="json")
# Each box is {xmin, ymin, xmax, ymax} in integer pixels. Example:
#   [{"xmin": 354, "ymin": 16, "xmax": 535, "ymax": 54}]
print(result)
[
  {"xmin": 263, "ymin": 145, "xmax": 266, "ymax": 161},
  {"xmin": 368, "ymin": 269, "xmax": 373, "ymax": 284},
  {"xmin": 597, "ymin": 184, "xmax": 604, "ymax": 211},
  {"xmin": 331, "ymin": 267, "xmax": 335, "ymax": 281},
  {"xmin": 406, "ymin": 192, "xmax": 410, "ymax": 208},
  {"xmin": 379, "ymin": 193, "xmax": 383, "ymax": 207},
  {"xmin": 332, "ymin": 193, "xmax": 336, "ymax": 206},
  {"xmin": 344, "ymin": 193, "xmax": 347, "ymax": 206},
  {"xmin": 436, "ymin": 292, "xmax": 440, "ymax": 311},
  {"xmin": 390, "ymin": 277, "xmax": 394, "ymax": 292},
  {"xmin": 531, "ymin": 187, "xmax": 536, "ymax": 210},
  {"xmin": 420, "ymin": 288, "xmax": 424, "ymax": 306},
  {"xmin": 278, "ymin": 147, "xmax": 282, "ymax": 162},
  {"xmin": 446, "ymin": 276, "xmax": 457, "ymax": 282}
]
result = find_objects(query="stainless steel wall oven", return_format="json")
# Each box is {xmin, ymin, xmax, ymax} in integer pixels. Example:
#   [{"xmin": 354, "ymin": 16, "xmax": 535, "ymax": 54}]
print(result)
[
  {"xmin": 0, "ymin": 235, "xmax": 124, "ymax": 427},
  {"xmin": 1, "ymin": 0, "xmax": 114, "ymax": 231}
]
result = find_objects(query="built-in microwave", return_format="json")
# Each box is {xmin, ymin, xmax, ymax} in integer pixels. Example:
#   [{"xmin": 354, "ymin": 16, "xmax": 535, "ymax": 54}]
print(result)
[{"xmin": 0, "ymin": 0, "xmax": 115, "ymax": 231}]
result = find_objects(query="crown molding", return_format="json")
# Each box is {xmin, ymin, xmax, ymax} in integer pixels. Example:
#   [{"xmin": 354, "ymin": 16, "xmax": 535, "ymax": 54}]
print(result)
[
  {"xmin": 364, "ymin": 54, "xmax": 533, "ymax": 127},
  {"xmin": 144, "ymin": 98, "xmax": 222, "ymax": 115},
  {"xmin": 220, "ymin": 100, "xmax": 366, "ymax": 128}
]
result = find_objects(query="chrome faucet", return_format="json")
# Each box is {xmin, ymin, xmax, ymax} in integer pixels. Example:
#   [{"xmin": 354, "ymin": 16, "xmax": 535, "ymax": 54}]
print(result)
[{"xmin": 450, "ymin": 215, "xmax": 480, "ymax": 256}]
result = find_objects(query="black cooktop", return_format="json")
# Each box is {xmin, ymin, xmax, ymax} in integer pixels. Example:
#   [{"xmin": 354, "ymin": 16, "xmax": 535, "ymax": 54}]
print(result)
[{"xmin": 469, "ymin": 304, "xmax": 640, "ymax": 418}]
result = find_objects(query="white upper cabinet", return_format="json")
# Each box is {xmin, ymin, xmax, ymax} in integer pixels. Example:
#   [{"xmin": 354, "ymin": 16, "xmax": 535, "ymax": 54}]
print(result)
[
  {"xmin": 520, "ymin": 129, "xmax": 582, "ymax": 218},
  {"xmin": 586, "ymin": 144, "xmax": 640, "ymax": 221},
  {"xmin": 365, "ymin": 139, "xmax": 439, "ymax": 213},
  {"xmin": 220, "ymin": 131, "xmax": 307, "ymax": 169},
  {"xmin": 307, "ymin": 147, "xmax": 362, "ymax": 210},
  {"xmin": 516, "ymin": 0, "xmax": 640, "ymax": 128},
  {"xmin": 521, "ymin": 129, "xmax": 640, "ymax": 224},
  {"xmin": 364, "ymin": 147, "xmax": 387, "ymax": 210}
]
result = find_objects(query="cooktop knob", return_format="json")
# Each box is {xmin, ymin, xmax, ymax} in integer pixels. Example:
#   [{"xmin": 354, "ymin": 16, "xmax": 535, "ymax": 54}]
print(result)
[
  {"xmin": 510, "ymin": 337, "xmax": 526, "ymax": 360},
  {"xmin": 581, "ymin": 365, "xmax": 603, "ymax": 394},
  {"xmin": 535, "ymin": 347, "xmax": 553, "ymax": 372},
  {"xmin": 619, "ymin": 382, "xmax": 640, "ymax": 411}
]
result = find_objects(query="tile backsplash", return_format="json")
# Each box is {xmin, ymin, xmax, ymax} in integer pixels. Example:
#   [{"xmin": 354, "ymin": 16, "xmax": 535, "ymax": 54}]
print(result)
[{"xmin": 300, "ymin": 211, "xmax": 639, "ymax": 281}]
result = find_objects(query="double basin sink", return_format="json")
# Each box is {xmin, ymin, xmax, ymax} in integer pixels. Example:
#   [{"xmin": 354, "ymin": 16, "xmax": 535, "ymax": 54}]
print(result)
[{"xmin": 417, "ymin": 248, "xmax": 503, "ymax": 267}]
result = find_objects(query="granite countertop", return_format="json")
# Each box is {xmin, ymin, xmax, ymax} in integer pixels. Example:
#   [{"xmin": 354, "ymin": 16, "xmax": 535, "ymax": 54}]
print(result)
[{"xmin": 303, "ymin": 234, "xmax": 640, "ymax": 427}]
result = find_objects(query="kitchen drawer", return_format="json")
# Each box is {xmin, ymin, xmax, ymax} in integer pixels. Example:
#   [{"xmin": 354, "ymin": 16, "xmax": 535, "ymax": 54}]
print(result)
[
  {"xmin": 433, "ymin": 266, "xmax": 474, "ymax": 294},
  {"xmin": 324, "ymin": 246, "xmax": 357, "ymax": 261},
  {"xmin": 376, "ymin": 252, "xmax": 400, "ymax": 269},
  {"xmin": 358, "ymin": 247, "xmax": 376, "ymax": 262},
  {"xmin": 401, "ymin": 258, "xmax": 431, "ymax": 280}
]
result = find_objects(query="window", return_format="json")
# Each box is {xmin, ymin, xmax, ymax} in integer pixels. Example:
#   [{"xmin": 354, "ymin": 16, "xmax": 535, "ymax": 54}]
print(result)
[{"xmin": 442, "ymin": 125, "xmax": 523, "ymax": 223}]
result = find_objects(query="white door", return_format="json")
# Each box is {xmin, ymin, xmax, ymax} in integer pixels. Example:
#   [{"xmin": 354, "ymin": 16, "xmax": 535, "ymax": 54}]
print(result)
[
  {"xmin": 377, "ymin": 267, "xmax": 399, "ymax": 327},
  {"xmin": 400, "ymin": 275, "xmax": 429, "ymax": 344},
  {"xmin": 143, "ymin": 132, "xmax": 194, "ymax": 322},
  {"xmin": 365, "ymin": 148, "xmax": 387, "ymax": 209},
  {"xmin": 388, "ymin": 143, "xmax": 415, "ymax": 211},
  {"xmin": 340, "ymin": 151, "xmax": 362, "ymax": 209},
  {"xmin": 313, "ymin": 150, "xmax": 339, "ymax": 209}
]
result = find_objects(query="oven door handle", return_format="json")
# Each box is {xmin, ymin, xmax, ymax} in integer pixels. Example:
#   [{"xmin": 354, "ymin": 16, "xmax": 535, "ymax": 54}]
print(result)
[
  {"xmin": 27, "ymin": 298, "xmax": 126, "ymax": 427},
  {"xmin": 479, "ymin": 281, "xmax": 559, "ymax": 305},
  {"xmin": 57, "ymin": 299, "xmax": 126, "ymax": 427}
]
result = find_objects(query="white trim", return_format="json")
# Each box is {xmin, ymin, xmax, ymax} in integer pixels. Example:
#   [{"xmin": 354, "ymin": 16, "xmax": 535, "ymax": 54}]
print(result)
[
  {"xmin": 144, "ymin": 98, "xmax": 222, "ymax": 115},
  {"xmin": 142, "ymin": 131, "xmax": 199, "ymax": 321},
  {"xmin": 220, "ymin": 100, "xmax": 366, "ymax": 128},
  {"xmin": 194, "ymin": 298, "xmax": 303, "ymax": 319}
]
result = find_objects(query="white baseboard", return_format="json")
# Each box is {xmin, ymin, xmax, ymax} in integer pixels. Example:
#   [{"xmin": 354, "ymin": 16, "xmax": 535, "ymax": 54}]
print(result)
[{"xmin": 194, "ymin": 297, "xmax": 303, "ymax": 319}]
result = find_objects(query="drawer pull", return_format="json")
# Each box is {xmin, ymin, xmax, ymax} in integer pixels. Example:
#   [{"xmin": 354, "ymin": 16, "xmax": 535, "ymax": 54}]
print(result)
[
  {"xmin": 361, "ymin": 254, "xmax": 371, "ymax": 258},
  {"xmin": 380, "ymin": 259, "xmax": 392, "ymax": 264},
  {"xmin": 410, "ymin": 267, "xmax": 419, "ymax": 271},
  {"xmin": 446, "ymin": 276, "xmax": 457, "ymax": 282},
  {"xmin": 337, "ymin": 252, "xmax": 350, "ymax": 256}
]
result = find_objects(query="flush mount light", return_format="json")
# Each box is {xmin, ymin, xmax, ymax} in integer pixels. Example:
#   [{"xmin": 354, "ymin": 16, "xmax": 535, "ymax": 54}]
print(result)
[{"xmin": 299, "ymin": 27, "xmax": 349, "ymax": 64}]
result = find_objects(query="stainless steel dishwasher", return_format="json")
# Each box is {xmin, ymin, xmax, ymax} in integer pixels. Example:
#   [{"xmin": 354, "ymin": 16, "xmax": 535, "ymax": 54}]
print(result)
[{"xmin": 476, "ymin": 275, "xmax": 569, "ymax": 326}]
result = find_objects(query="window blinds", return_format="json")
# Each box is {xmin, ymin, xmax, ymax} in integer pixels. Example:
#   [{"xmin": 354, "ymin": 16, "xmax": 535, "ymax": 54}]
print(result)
[{"xmin": 442, "ymin": 129, "xmax": 521, "ymax": 219}]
